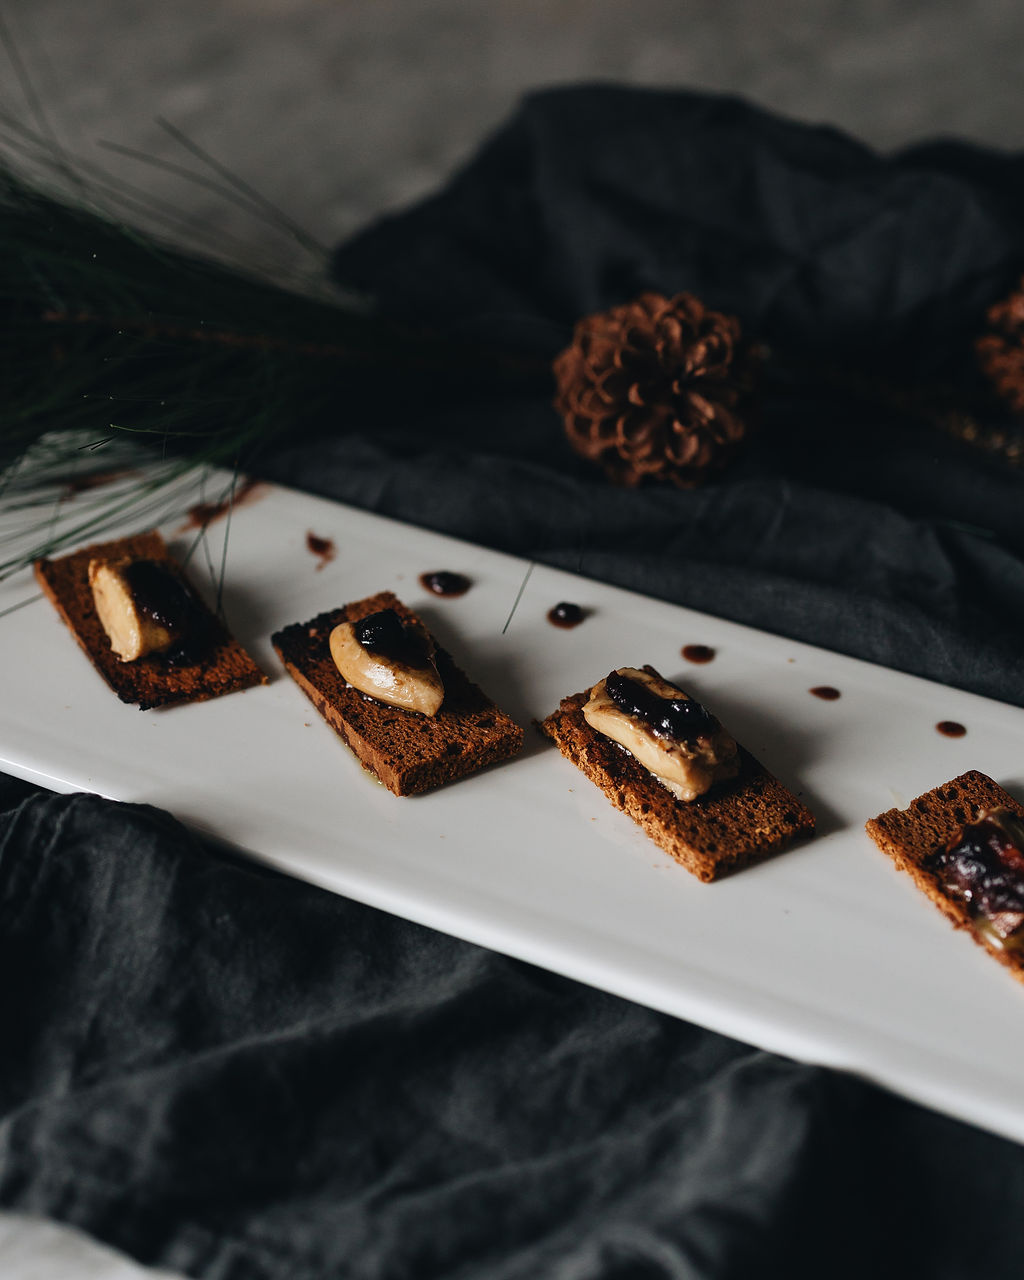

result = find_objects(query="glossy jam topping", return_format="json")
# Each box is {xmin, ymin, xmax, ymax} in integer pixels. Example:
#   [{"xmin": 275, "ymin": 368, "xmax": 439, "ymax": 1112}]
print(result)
[
  {"xmin": 681, "ymin": 644, "xmax": 715, "ymax": 664},
  {"xmin": 122, "ymin": 560, "xmax": 209, "ymax": 664},
  {"xmin": 121, "ymin": 560, "xmax": 188, "ymax": 629},
  {"xmin": 583, "ymin": 667, "xmax": 739, "ymax": 802},
  {"xmin": 419, "ymin": 571, "xmax": 471, "ymax": 598},
  {"xmin": 925, "ymin": 808, "xmax": 1024, "ymax": 947},
  {"xmin": 936, "ymin": 720, "xmax": 967, "ymax": 738},
  {"xmin": 548, "ymin": 601, "xmax": 585, "ymax": 629},
  {"xmin": 354, "ymin": 608, "xmax": 432, "ymax": 669},
  {"xmin": 605, "ymin": 670, "xmax": 717, "ymax": 743},
  {"xmin": 809, "ymin": 685, "xmax": 841, "ymax": 700}
]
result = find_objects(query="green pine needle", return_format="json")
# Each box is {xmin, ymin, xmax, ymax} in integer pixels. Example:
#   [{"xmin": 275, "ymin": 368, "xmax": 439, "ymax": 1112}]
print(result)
[{"xmin": 0, "ymin": 68, "xmax": 550, "ymax": 585}]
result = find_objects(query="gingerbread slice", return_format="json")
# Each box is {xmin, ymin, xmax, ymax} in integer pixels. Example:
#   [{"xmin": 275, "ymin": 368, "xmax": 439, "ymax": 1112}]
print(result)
[
  {"xmin": 34, "ymin": 530, "xmax": 266, "ymax": 710},
  {"xmin": 271, "ymin": 591, "xmax": 523, "ymax": 796},
  {"xmin": 865, "ymin": 770, "xmax": 1024, "ymax": 982},
  {"xmin": 539, "ymin": 668, "xmax": 814, "ymax": 881}
]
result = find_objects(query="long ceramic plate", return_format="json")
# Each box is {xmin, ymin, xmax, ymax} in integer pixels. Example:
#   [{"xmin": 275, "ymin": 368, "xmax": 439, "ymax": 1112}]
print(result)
[{"xmin": 3, "ymin": 474, "xmax": 1024, "ymax": 1142}]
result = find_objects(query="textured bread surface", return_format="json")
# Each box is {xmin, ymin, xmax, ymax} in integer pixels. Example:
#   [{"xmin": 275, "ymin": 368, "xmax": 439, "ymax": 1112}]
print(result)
[
  {"xmin": 538, "ymin": 682, "xmax": 815, "ymax": 882},
  {"xmin": 865, "ymin": 770, "xmax": 1024, "ymax": 982},
  {"xmin": 34, "ymin": 530, "xmax": 266, "ymax": 710},
  {"xmin": 272, "ymin": 591, "xmax": 523, "ymax": 796}
]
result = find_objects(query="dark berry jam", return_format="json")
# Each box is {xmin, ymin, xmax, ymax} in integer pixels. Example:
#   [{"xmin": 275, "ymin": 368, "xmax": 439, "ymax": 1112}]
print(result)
[
  {"xmin": 122, "ymin": 559, "xmax": 210, "ymax": 665},
  {"xmin": 936, "ymin": 720, "xmax": 967, "ymax": 738},
  {"xmin": 548, "ymin": 601, "xmax": 585, "ymax": 629},
  {"xmin": 925, "ymin": 809, "xmax": 1024, "ymax": 945},
  {"xmin": 809, "ymin": 685, "xmax": 841, "ymax": 700},
  {"xmin": 419, "ymin": 571, "xmax": 471, "ymax": 598},
  {"xmin": 605, "ymin": 671, "xmax": 716, "ymax": 743},
  {"xmin": 354, "ymin": 608, "xmax": 431, "ymax": 669},
  {"xmin": 681, "ymin": 644, "xmax": 715, "ymax": 664}
]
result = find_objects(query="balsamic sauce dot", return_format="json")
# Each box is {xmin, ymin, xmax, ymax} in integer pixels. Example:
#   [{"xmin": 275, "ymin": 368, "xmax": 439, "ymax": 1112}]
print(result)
[
  {"xmin": 809, "ymin": 685, "xmax": 841, "ymax": 701},
  {"xmin": 936, "ymin": 720, "xmax": 967, "ymax": 738},
  {"xmin": 420, "ymin": 571, "xmax": 471, "ymax": 598},
  {"xmin": 681, "ymin": 644, "xmax": 715, "ymax": 664},
  {"xmin": 548, "ymin": 601, "xmax": 585, "ymax": 629},
  {"xmin": 306, "ymin": 531, "xmax": 335, "ymax": 568}
]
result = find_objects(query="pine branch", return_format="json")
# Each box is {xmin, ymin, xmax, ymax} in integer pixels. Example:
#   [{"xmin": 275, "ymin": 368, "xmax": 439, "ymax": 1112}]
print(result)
[{"xmin": 0, "ymin": 157, "xmax": 546, "ymax": 579}]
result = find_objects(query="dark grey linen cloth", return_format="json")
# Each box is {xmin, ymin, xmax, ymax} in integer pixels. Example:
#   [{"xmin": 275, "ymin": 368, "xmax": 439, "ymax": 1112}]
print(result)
[
  {"xmin": 2, "ymin": 786, "xmax": 1021, "ymax": 1280},
  {"xmin": 325, "ymin": 86, "xmax": 1024, "ymax": 708},
  {"xmin": 3, "ymin": 86, "xmax": 1024, "ymax": 1278}
]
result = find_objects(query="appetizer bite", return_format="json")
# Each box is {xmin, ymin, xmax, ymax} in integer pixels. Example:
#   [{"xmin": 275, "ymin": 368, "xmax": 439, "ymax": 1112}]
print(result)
[
  {"xmin": 34, "ymin": 530, "xmax": 265, "ymax": 710},
  {"xmin": 866, "ymin": 770, "xmax": 1024, "ymax": 980},
  {"xmin": 539, "ymin": 664, "xmax": 814, "ymax": 881},
  {"xmin": 272, "ymin": 591, "xmax": 523, "ymax": 795}
]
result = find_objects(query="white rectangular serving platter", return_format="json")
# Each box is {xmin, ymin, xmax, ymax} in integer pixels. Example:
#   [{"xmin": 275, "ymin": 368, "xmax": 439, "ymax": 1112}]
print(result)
[{"xmin": 2, "ymin": 472, "xmax": 1024, "ymax": 1142}]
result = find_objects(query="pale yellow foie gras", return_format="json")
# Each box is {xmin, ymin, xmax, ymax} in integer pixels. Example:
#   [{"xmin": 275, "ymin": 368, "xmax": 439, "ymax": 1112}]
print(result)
[
  {"xmin": 329, "ymin": 619, "xmax": 444, "ymax": 716},
  {"xmin": 583, "ymin": 666, "xmax": 739, "ymax": 802},
  {"xmin": 89, "ymin": 558, "xmax": 175, "ymax": 662}
]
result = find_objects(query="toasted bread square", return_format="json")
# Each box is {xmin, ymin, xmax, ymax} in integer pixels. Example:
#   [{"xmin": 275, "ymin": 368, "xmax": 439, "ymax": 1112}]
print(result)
[
  {"xmin": 865, "ymin": 770, "xmax": 1024, "ymax": 981},
  {"xmin": 272, "ymin": 591, "xmax": 523, "ymax": 796},
  {"xmin": 539, "ymin": 676, "xmax": 814, "ymax": 881},
  {"xmin": 34, "ymin": 530, "xmax": 265, "ymax": 710}
]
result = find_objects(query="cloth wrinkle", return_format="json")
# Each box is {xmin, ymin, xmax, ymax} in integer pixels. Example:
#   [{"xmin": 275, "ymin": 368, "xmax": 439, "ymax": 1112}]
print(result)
[{"xmin": 0, "ymin": 792, "xmax": 76, "ymax": 932}]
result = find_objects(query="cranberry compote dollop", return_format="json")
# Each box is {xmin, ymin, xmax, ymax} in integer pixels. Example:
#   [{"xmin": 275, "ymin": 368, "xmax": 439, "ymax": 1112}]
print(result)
[
  {"xmin": 122, "ymin": 559, "xmax": 210, "ymax": 665},
  {"xmin": 354, "ymin": 608, "xmax": 431, "ymax": 669},
  {"xmin": 605, "ymin": 671, "xmax": 717, "ymax": 743},
  {"xmin": 925, "ymin": 809, "xmax": 1024, "ymax": 923}
]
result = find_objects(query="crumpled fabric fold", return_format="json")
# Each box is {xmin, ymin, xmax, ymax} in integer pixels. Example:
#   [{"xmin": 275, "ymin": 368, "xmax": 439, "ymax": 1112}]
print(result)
[
  {"xmin": 1, "ymin": 791, "xmax": 879, "ymax": 1280},
  {"xmin": 332, "ymin": 86, "xmax": 1023, "ymax": 377}
]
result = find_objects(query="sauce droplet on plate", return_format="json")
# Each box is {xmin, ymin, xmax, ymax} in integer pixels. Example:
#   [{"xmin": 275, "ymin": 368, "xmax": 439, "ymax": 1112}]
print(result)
[
  {"xmin": 180, "ymin": 477, "xmax": 263, "ymax": 530},
  {"xmin": 936, "ymin": 720, "xmax": 967, "ymax": 738},
  {"xmin": 61, "ymin": 467, "xmax": 138, "ymax": 498},
  {"xmin": 809, "ymin": 685, "xmax": 841, "ymax": 700},
  {"xmin": 306, "ymin": 531, "xmax": 336, "ymax": 570},
  {"xmin": 420, "ymin": 571, "xmax": 471, "ymax": 597},
  {"xmin": 548, "ymin": 601, "xmax": 585, "ymax": 628},
  {"xmin": 682, "ymin": 644, "xmax": 715, "ymax": 664}
]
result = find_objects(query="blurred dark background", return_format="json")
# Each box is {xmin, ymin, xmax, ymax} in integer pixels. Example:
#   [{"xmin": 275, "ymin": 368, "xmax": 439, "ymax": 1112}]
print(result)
[{"xmin": 4, "ymin": 0, "xmax": 1023, "ymax": 283}]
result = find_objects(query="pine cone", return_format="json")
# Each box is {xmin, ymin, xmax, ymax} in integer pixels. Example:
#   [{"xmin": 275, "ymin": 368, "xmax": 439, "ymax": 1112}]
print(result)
[
  {"xmin": 552, "ymin": 291, "xmax": 755, "ymax": 487},
  {"xmin": 976, "ymin": 276, "xmax": 1024, "ymax": 414}
]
